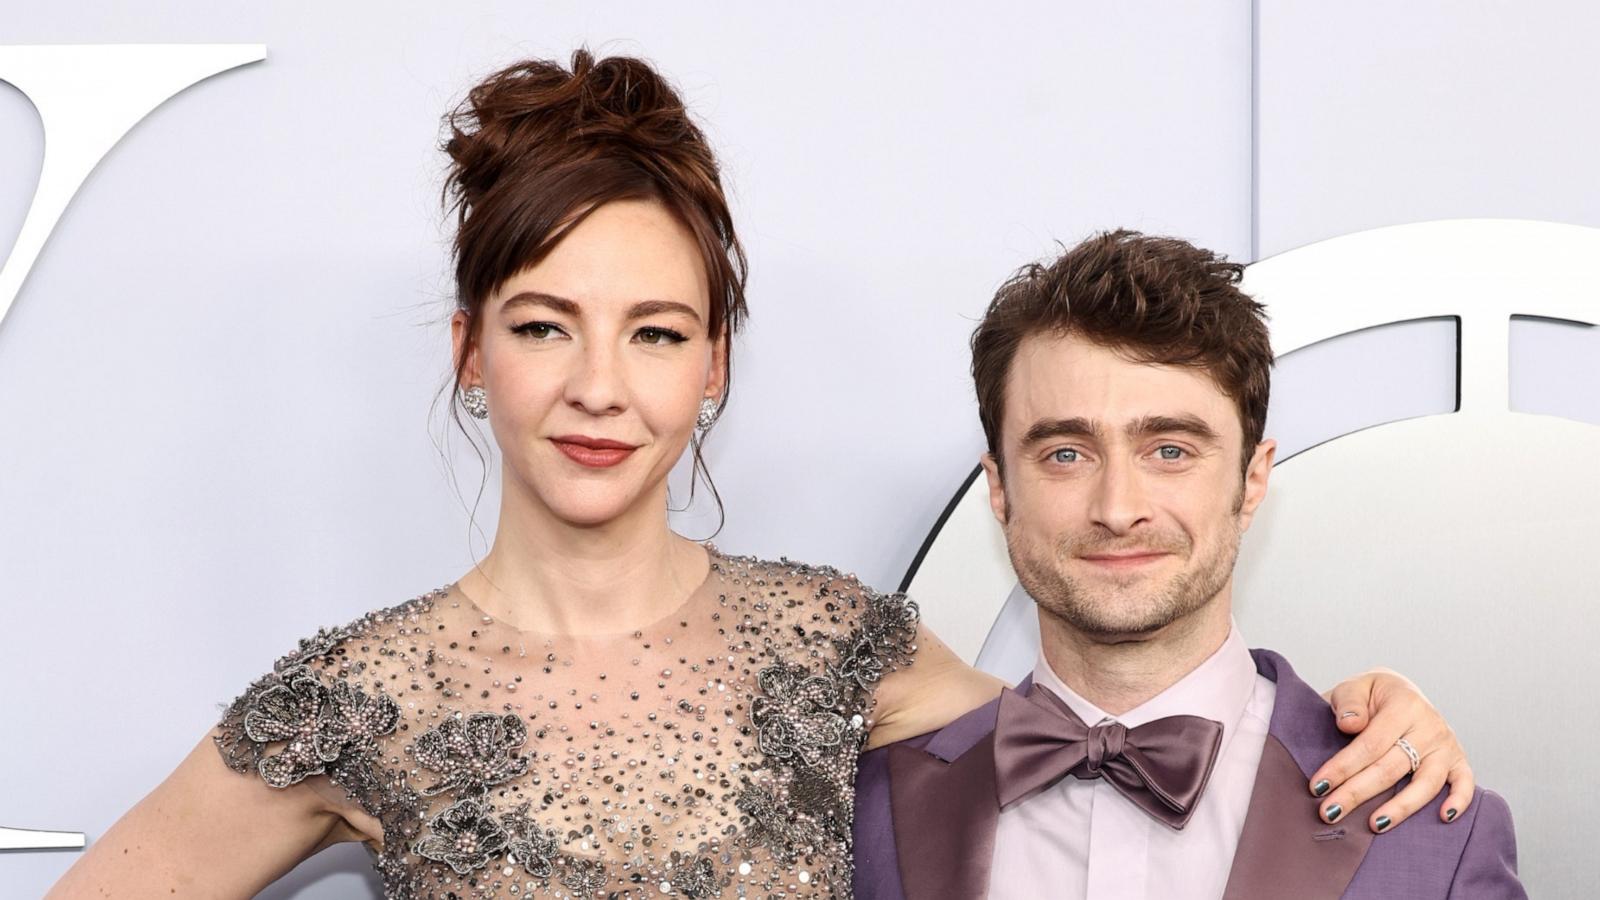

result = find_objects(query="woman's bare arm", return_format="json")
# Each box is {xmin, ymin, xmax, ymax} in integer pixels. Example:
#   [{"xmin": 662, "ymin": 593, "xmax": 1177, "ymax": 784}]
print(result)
[
  {"xmin": 867, "ymin": 623, "xmax": 1006, "ymax": 749},
  {"xmin": 46, "ymin": 732, "xmax": 378, "ymax": 899}
]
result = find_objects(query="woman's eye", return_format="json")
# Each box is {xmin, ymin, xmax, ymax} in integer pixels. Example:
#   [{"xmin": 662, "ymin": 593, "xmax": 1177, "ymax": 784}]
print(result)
[
  {"xmin": 511, "ymin": 321, "xmax": 564, "ymax": 340},
  {"xmin": 1052, "ymin": 448, "xmax": 1080, "ymax": 464},
  {"xmin": 635, "ymin": 327, "xmax": 687, "ymax": 345},
  {"xmin": 1157, "ymin": 446, "xmax": 1185, "ymax": 461}
]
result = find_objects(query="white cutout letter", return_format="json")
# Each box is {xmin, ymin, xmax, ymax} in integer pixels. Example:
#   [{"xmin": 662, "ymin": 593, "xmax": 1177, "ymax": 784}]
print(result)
[
  {"xmin": 0, "ymin": 42, "xmax": 265, "ymax": 851},
  {"xmin": 0, "ymin": 43, "xmax": 266, "ymax": 333}
]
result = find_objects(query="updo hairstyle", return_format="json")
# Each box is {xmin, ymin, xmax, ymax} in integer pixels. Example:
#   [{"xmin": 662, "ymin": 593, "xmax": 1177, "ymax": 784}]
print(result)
[
  {"xmin": 443, "ymin": 48, "xmax": 748, "ymax": 412},
  {"xmin": 441, "ymin": 50, "xmax": 748, "ymax": 522}
]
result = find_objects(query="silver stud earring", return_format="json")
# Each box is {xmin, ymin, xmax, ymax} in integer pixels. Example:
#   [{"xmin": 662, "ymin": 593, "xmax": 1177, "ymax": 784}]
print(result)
[
  {"xmin": 461, "ymin": 385, "xmax": 488, "ymax": 420},
  {"xmin": 696, "ymin": 397, "xmax": 719, "ymax": 430}
]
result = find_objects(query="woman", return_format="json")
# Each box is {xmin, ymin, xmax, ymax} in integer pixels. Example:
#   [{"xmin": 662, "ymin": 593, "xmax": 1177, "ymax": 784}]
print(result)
[{"xmin": 49, "ymin": 51, "xmax": 1472, "ymax": 899}]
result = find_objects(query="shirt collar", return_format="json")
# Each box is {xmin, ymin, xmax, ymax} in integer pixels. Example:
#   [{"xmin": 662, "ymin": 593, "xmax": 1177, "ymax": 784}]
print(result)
[{"xmin": 1031, "ymin": 621, "xmax": 1258, "ymax": 746}]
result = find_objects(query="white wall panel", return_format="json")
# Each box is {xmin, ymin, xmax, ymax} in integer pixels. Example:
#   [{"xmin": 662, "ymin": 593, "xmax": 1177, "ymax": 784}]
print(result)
[
  {"xmin": 1254, "ymin": 6, "xmax": 1600, "ymax": 895},
  {"xmin": 1257, "ymin": 0, "xmax": 1600, "ymax": 258}
]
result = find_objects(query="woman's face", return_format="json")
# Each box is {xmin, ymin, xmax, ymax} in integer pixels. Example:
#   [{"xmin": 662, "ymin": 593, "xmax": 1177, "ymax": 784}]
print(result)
[{"xmin": 453, "ymin": 199, "xmax": 724, "ymax": 528}]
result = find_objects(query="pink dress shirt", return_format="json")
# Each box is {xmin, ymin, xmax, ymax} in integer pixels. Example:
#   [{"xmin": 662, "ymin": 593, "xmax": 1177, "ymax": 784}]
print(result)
[{"xmin": 987, "ymin": 624, "xmax": 1277, "ymax": 900}]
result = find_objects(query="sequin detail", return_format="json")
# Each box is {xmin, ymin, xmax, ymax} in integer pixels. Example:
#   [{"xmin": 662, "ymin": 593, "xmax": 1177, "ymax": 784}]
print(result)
[{"xmin": 213, "ymin": 551, "xmax": 918, "ymax": 898}]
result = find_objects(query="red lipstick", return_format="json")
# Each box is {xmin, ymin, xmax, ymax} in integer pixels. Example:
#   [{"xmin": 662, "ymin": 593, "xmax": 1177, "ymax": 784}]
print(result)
[{"xmin": 550, "ymin": 435, "xmax": 638, "ymax": 468}]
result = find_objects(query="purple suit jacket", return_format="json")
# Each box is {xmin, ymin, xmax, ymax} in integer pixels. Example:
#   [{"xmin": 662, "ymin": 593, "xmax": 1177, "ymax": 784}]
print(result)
[{"xmin": 852, "ymin": 649, "xmax": 1524, "ymax": 899}]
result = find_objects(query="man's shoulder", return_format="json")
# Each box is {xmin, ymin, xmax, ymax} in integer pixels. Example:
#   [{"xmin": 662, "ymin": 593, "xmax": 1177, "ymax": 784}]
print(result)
[
  {"xmin": 1344, "ymin": 785, "xmax": 1522, "ymax": 897},
  {"xmin": 1249, "ymin": 647, "xmax": 1369, "ymax": 777}
]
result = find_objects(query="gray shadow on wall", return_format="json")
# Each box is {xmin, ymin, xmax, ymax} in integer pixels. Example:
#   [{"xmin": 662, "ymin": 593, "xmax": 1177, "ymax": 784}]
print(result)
[
  {"xmin": 0, "ymin": 79, "xmax": 44, "ymax": 280},
  {"xmin": 260, "ymin": 843, "xmax": 382, "ymax": 899}
]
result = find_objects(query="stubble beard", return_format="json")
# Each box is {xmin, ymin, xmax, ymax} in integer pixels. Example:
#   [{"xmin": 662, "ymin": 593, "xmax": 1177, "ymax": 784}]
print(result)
[{"xmin": 1006, "ymin": 517, "xmax": 1242, "ymax": 639}]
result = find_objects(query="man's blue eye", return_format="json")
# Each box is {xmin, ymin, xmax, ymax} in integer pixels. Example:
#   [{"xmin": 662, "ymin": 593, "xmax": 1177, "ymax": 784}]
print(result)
[
  {"xmin": 1158, "ymin": 446, "xmax": 1184, "ymax": 461},
  {"xmin": 1053, "ymin": 449, "xmax": 1079, "ymax": 464}
]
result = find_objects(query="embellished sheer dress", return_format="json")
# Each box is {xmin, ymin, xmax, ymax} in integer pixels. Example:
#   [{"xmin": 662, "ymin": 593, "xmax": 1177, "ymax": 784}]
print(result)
[{"xmin": 213, "ymin": 549, "xmax": 918, "ymax": 899}]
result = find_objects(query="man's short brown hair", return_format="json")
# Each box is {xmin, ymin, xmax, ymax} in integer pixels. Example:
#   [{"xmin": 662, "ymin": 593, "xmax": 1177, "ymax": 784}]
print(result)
[{"xmin": 971, "ymin": 229, "xmax": 1273, "ymax": 478}]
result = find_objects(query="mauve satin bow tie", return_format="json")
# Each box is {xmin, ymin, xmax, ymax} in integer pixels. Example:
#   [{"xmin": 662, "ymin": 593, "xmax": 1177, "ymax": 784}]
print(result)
[{"xmin": 993, "ymin": 684, "xmax": 1225, "ymax": 830}]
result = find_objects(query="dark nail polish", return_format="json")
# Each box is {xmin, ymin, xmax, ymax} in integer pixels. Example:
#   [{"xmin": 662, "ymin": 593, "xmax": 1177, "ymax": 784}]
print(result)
[
  {"xmin": 1312, "ymin": 779, "xmax": 1331, "ymax": 798},
  {"xmin": 1375, "ymin": 815, "xmax": 1392, "ymax": 832},
  {"xmin": 1324, "ymin": 803, "xmax": 1344, "ymax": 823},
  {"xmin": 1446, "ymin": 808, "xmax": 1459, "ymax": 822}
]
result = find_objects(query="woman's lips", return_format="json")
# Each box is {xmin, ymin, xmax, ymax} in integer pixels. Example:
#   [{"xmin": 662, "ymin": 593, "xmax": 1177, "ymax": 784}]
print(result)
[{"xmin": 550, "ymin": 436, "xmax": 637, "ymax": 468}]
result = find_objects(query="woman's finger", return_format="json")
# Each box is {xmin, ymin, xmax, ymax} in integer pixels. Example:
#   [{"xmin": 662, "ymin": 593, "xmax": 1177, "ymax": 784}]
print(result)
[
  {"xmin": 1324, "ymin": 672, "xmax": 1378, "ymax": 735},
  {"xmin": 1365, "ymin": 744, "xmax": 1448, "ymax": 831},
  {"xmin": 1308, "ymin": 694, "xmax": 1416, "ymax": 796},
  {"xmin": 1315, "ymin": 743, "xmax": 1415, "ymax": 827},
  {"xmin": 1436, "ymin": 759, "xmax": 1477, "ymax": 824}
]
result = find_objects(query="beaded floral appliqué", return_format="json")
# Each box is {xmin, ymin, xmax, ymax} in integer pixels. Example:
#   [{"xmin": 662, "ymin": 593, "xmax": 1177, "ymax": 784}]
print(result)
[
  {"xmin": 411, "ymin": 711, "xmax": 530, "ymax": 796},
  {"xmin": 413, "ymin": 798, "xmax": 510, "ymax": 875},
  {"xmin": 750, "ymin": 662, "xmax": 848, "ymax": 765},
  {"xmin": 240, "ymin": 665, "xmax": 400, "ymax": 789}
]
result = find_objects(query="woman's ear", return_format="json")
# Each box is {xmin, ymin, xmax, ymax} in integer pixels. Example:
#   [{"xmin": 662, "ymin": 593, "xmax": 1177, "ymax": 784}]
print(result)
[
  {"xmin": 706, "ymin": 330, "xmax": 729, "ymax": 400},
  {"xmin": 450, "ymin": 310, "xmax": 481, "ymax": 387}
]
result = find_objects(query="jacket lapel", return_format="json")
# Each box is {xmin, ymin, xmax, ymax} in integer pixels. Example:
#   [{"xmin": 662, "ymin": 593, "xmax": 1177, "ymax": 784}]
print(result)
[
  {"xmin": 886, "ymin": 679, "xmax": 1021, "ymax": 900},
  {"xmin": 888, "ymin": 735, "xmax": 1000, "ymax": 900},
  {"xmin": 1224, "ymin": 650, "xmax": 1384, "ymax": 900},
  {"xmin": 1222, "ymin": 735, "xmax": 1380, "ymax": 899}
]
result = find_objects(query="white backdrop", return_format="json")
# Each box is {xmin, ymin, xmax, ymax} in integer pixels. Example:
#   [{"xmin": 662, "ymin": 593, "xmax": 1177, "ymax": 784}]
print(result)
[{"xmin": 1, "ymin": 2, "xmax": 1596, "ymax": 898}]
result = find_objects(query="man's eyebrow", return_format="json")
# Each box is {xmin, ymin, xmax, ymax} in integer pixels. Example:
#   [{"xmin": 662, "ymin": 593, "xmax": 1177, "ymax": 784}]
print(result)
[
  {"xmin": 1019, "ymin": 415, "xmax": 1222, "ymax": 445},
  {"xmin": 1128, "ymin": 414, "xmax": 1221, "ymax": 442},
  {"xmin": 501, "ymin": 291, "xmax": 580, "ymax": 316},
  {"xmin": 1021, "ymin": 417, "xmax": 1100, "ymax": 444},
  {"xmin": 628, "ymin": 300, "xmax": 702, "ymax": 323}
]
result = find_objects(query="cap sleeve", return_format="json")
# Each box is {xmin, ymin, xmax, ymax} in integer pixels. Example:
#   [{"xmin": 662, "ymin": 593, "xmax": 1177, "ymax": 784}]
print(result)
[
  {"xmin": 827, "ymin": 576, "xmax": 920, "ymax": 695},
  {"xmin": 212, "ymin": 621, "xmax": 407, "ymax": 820},
  {"xmin": 775, "ymin": 564, "xmax": 921, "ymax": 732}
]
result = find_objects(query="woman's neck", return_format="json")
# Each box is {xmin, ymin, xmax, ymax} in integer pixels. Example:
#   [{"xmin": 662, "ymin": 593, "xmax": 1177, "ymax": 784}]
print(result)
[{"xmin": 459, "ymin": 480, "xmax": 709, "ymax": 635}]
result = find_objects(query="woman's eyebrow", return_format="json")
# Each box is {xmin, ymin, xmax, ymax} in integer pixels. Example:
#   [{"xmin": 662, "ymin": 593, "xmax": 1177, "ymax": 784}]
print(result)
[
  {"xmin": 501, "ymin": 291, "xmax": 580, "ymax": 316},
  {"xmin": 627, "ymin": 299, "xmax": 702, "ymax": 323}
]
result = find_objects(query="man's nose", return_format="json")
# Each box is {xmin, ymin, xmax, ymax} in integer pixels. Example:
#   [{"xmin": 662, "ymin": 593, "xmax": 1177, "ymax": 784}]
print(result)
[{"xmin": 1087, "ymin": 456, "xmax": 1153, "ymax": 534}]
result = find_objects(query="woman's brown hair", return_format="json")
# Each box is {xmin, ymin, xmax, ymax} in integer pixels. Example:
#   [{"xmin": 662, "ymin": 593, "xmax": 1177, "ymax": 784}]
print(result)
[{"xmin": 441, "ymin": 49, "xmax": 748, "ymax": 525}]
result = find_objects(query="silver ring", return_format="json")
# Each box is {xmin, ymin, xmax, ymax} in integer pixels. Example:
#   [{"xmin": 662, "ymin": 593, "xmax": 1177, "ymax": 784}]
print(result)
[{"xmin": 1396, "ymin": 737, "xmax": 1421, "ymax": 773}]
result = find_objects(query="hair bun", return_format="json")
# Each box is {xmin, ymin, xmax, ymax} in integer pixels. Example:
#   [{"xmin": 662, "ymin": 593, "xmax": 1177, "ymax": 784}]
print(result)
[{"xmin": 444, "ymin": 49, "xmax": 706, "ymax": 211}]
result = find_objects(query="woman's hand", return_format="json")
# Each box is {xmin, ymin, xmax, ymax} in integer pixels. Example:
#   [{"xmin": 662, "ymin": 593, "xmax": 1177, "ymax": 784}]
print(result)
[{"xmin": 1312, "ymin": 668, "xmax": 1474, "ymax": 833}]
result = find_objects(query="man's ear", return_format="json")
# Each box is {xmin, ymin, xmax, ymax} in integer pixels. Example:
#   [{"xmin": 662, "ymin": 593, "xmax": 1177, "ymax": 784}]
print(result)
[
  {"xmin": 1237, "ymin": 438, "xmax": 1277, "ymax": 531},
  {"xmin": 981, "ymin": 452, "xmax": 1008, "ymax": 526},
  {"xmin": 450, "ymin": 310, "xmax": 482, "ymax": 388}
]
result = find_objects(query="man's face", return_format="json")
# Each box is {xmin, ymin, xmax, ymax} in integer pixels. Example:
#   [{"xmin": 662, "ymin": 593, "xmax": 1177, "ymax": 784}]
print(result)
[{"xmin": 982, "ymin": 332, "xmax": 1276, "ymax": 640}]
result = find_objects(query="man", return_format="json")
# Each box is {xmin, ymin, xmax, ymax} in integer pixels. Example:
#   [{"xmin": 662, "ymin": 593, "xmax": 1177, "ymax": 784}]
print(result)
[{"xmin": 853, "ymin": 231, "xmax": 1523, "ymax": 899}]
